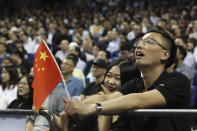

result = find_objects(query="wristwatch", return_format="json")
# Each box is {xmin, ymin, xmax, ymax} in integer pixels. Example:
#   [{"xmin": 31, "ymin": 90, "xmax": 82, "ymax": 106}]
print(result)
[{"xmin": 95, "ymin": 103, "xmax": 102, "ymax": 112}]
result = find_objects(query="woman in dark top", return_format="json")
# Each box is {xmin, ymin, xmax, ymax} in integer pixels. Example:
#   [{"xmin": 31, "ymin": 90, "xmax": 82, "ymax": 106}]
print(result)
[
  {"xmin": 8, "ymin": 75, "xmax": 33, "ymax": 109},
  {"xmin": 68, "ymin": 59, "xmax": 141, "ymax": 131}
]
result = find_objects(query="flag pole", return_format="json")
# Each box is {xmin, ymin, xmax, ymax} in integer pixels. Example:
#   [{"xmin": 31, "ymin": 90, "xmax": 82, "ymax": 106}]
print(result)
[{"xmin": 42, "ymin": 40, "xmax": 71, "ymax": 101}]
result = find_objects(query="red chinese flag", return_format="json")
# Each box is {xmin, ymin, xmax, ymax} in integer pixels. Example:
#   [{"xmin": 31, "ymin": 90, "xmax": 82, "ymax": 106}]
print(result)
[{"xmin": 32, "ymin": 41, "xmax": 62, "ymax": 110}]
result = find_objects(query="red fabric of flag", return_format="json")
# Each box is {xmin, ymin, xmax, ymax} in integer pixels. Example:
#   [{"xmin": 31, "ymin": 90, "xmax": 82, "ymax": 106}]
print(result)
[{"xmin": 32, "ymin": 41, "xmax": 62, "ymax": 110}]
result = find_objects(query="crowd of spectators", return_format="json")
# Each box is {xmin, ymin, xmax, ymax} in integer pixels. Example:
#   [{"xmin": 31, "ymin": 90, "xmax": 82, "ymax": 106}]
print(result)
[{"xmin": 1, "ymin": 0, "xmax": 197, "ymax": 130}]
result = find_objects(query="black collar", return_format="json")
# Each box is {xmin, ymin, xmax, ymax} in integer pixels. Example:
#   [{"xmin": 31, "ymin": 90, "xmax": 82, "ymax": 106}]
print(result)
[{"xmin": 137, "ymin": 70, "xmax": 169, "ymax": 92}]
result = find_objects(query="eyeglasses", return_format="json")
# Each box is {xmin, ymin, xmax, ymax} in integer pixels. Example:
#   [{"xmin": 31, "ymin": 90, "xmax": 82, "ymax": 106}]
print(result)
[{"xmin": 136, "ymin": 37, "xmax": 168, "ymax": 50}]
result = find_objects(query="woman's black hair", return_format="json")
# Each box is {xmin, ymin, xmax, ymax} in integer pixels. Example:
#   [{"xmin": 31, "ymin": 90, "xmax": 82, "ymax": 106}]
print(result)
[
  {"xmin": 1, "ymin": 65, "xmax": 19, "ymax": 90},
  {"xmin": 18, "ymin": 74, "xmax": 34, "ymax": 100},
  {"xmin": 119, "ymin": 60, "xmax": 141, "ymax": 86},
  {"xmin": 105, "ymin": 58, "xmax": 141, "ymax": 86}
]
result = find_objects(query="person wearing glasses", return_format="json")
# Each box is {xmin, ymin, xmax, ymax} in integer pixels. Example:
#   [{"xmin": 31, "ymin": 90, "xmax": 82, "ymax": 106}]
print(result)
[
  {"xmin": 7, "ymin": 75, "xmax": 33, "ymax": 109},
  {"xmin": 60, "ymin": 53, "xmax": 84, "ymax": 98},
  {"xmin": 64, "ymin": 26, "xmax": 191, "ymax": 131}
]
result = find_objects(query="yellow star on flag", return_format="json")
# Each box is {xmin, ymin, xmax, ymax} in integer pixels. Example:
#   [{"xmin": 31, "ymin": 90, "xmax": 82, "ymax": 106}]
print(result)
[{"xmin": 40, "ymin": 51, "xmax": 49, "ymax": 61}]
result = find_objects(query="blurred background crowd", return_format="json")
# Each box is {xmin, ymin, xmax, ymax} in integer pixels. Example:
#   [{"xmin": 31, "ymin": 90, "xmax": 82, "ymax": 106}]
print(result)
[{"xmin": 0, "ymin": 0, "xmax": 197, "ymax": 116}]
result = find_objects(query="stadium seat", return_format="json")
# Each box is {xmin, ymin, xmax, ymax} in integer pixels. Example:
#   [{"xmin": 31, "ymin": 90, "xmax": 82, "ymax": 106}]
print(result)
[
  {"xmin": 193, "ymin": 72, "xmax": 197, "ymax": 87},
  {"xmin": 191, "ymin": 84, "xmax": 197, "ymax": 107}
]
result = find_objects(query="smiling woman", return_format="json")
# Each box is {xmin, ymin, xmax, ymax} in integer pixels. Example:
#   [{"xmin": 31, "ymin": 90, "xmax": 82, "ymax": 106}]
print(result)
[
  {"xmin": 7, "ymin": 75, "xmax": 34, "ymax": 109},
  {"xmin": 66, "ymin": 58, "xmax": 141, "ymax": 131},
  {"xmin": 98, "ymin": 59, "xmax": 141, "ymax": 131},
  {"xmin": 104, "ymin": 59, "xmax": 141, "ymax": 93}
]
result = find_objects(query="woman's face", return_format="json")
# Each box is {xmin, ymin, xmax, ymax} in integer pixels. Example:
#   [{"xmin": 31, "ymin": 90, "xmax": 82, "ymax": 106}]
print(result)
[
  {"xmin": 18, "ymin": 77, "xmax": 30, "ymax": 98},
  {"xmin": 1, "ymin": 68, "xmax": 10, "ymax": 83},
  {"xmin": 104, "ymin": 66, "xmax": 121, "ymax": 92}
]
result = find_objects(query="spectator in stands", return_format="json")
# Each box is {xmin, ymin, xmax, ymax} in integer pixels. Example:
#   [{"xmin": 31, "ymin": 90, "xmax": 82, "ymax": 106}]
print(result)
[
  {"xmin": 142, "ymin": 17, "xmax": 152, "ymax": 33},
  {"xmin": 107, "ymin": 30, "xmax": 121, "ymax": 59},
  {"xmin": 66, "ymin": 43, "xmax": 87, "ymax": 87},
  {"xmin": 0, "ymin": 43, "xmax": 12, "ymax": 76},
  {"xmin": 82, "ymin": 59, "xmax": 109, "ymax": 99},
  {"xmin": 55, "ymin": 39, "xmax": 69, "ymax": 61},
  {"xmin": 89, "ymin": 18, "xmax": 104, "ymax": 39},
  {"xmin": 11, "ymin": 50, "xmax": 33, "ymax": 75},
  {"xmin": 175, "ymin": 36, "xmax": 195, "ymax": 70},
  {"xmin": 60, "ymin": 54, "xmax": 84, "ymax": 98},
  {"xmin": 85, "ymin": 49, "xmax": 110, "ymax": 85},
  {"xmin": 175, "ymin": 45, "xmax": 194, "ymax": 81},
  {"xmin": 29, "ymin": 27, "xmax": 38, "ymax": 45},
  {"xmin": 127, "ymin": 22, "xmax": 142, "ymax": 41},
  {"xmin": 7, "ymin": 75, "xmax": 33, "ymax": 109},
  {"xmin": 69, "ymin": 44, "xmax": 87, "ymax": 73},
  {"xmin": 15, "ymin": 40, "xmax": 28, "ymax": 59},
  {"xmin": 0, "ymin": 43, "xmax": 11, "ymax": 65},
  {"xmin": 0, "ymin": 65, "xmax": 19, "ymax": 108},
  {"xmin": 8, "ymin": 31, "xmax": 19, "ymax": 44},
  {"xmin": 189, "ymin": 38, "xmax": 197, "ymax": 63},
  {"xmin": 189, "ymin": 20, "xmax": 197, "ymax": 40},
  {"xmin": 84, "ymin": 43, "xmax": 106, "ymax": 77},
  {"xmin": 121, "ymin": 21, "xmax": 131, "ymax": 36},
  {"xmin": 103, "ymin": 20, "xmax": 113, "ymax": 36},
  {"xmin": 1, "ymin": 57, "xmax": 14, "ymax": 67},
  {"xmin": 119, "ymin": 42, "xmax": 132, "ymax": 60},
  {"xmin": 157, "ymin": 18, "xmax": 168, "ymax": 29},
  {"xmin": 172, "ymin": 25, "xmax": 181, "ymax": 37},
  {"xmin": 72, "ymin": 26, "xmax": 89, "ymax": 45},
  {"xmin": 128, "ymin": 23, "xmax": 144, "ymax": 53},
  {"xmin": 47, "ymin": 23, "xmax": 57, "ymax": 46},
  {"xmin": 21, "ymin": 33, "xmax": 35, "ymax": 54},
  {"xmin": 81, "ymin": 39, "xmax": 90, "ymax": 54},
  {"xmin": 96, "ymin": 50, "xmax": 111, "ymax": 63},
  {"xmin": 187, "ymin": 38, "xmax": 196, "ymax": 53},
  {"xmin": 92, "ymin": 43, "xmax": 106, "ymax": 59},
  {"xmin": 64, "ymin": 27, "xmax": 191, "ymax": 131},
  {"xmin": 0, "ymin": 36, "xmax": 7, "ymax": 45},
  {"xmin": 52, "ymin": 25, "xmax": 71, "ymax": 54},
  {"xmin": 81, "ymin": 39, "xmax": 94, "ymax": 62}
]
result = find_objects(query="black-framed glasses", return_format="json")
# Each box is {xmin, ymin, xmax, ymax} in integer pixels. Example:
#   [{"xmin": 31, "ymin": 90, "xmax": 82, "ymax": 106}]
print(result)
[{"xmin": 136, "ymin": 37, "xmax": 168, "ymax": 50}]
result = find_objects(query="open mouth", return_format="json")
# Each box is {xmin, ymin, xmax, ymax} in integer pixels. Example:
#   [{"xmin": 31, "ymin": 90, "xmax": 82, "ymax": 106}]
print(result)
[{"xmin": 135, "ymin": 51, "xmax": 144, "ymax": 58}]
